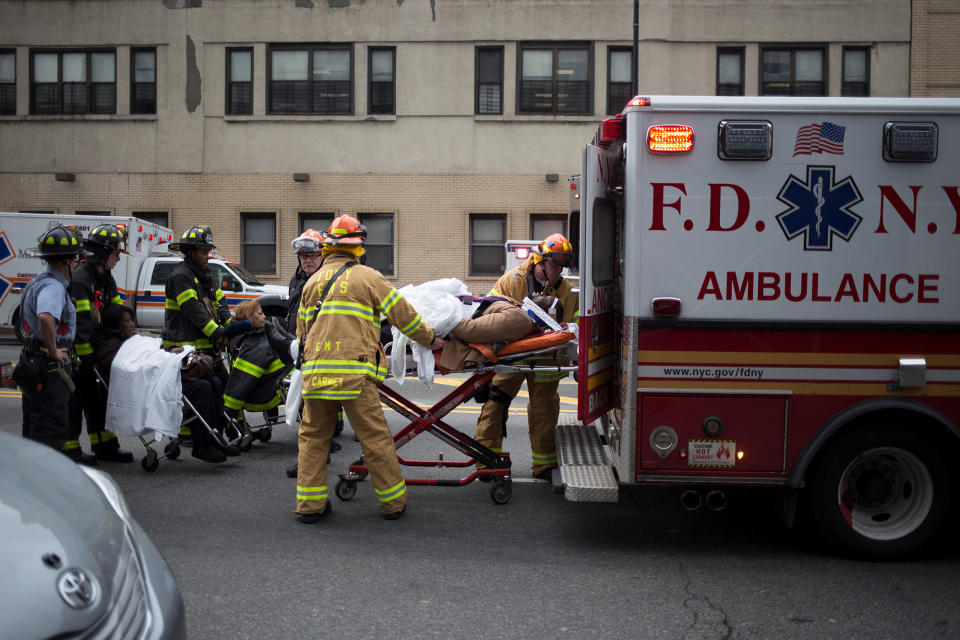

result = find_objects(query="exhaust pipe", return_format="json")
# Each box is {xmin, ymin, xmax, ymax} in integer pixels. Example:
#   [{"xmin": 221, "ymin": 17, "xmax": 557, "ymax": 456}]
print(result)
[
  {"xmin": 706, "ymin": 489, "xmax": 728, "ymax": 512},
  {"xmin": 680, "ymin": 489, "xmax": 703, "ymax": 511}
]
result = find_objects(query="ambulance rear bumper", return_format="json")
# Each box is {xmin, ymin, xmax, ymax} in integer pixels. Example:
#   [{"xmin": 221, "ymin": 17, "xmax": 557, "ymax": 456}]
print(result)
[{"xmin": 556, "ymin": 418, "xmax": 619, "ymax": 502}]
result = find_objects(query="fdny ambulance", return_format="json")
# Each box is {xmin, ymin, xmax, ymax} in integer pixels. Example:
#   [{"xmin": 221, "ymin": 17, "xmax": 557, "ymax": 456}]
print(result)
[{"xmin": 558, "ymin": 96, "xmax": 960, "ymax": 557}]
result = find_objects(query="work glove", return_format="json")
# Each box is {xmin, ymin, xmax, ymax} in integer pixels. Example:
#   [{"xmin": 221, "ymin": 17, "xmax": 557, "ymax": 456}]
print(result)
[
  {"xmin": 223, "ymin": 319, "xmax": 254, "ymax": 340},
  {"xmin": 266, "ymin": 317, "xmax": 297, "ymax": 365}
]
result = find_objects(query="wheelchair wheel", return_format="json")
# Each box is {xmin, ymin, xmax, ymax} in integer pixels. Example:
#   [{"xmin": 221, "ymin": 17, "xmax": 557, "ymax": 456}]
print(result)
[
  {"xmin": 164, "ymin": 441, "xmax": 181, "ymax": 460},
  {"xmin": 336, "ymin": 478, "xmax": 358, "ymax": 501},
  {"xmin": 258, "ymin": 426, "xmax": 273, "ymax": 443},
  {"xmin": 141, "ymin": 450, "xmax": 160, "ymax": 473}
]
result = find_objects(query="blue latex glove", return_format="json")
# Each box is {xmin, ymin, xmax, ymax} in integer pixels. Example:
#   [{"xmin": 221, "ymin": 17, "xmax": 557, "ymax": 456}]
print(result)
[{"xmin": 223, "ymin": 319, "xmax": 254, "ymax": 339}]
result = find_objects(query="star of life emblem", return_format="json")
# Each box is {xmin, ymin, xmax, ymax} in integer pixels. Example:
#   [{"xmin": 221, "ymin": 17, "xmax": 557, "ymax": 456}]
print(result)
[{"xmin": 776, "ymin": 166, "xmax": 863, "ymax": 251}]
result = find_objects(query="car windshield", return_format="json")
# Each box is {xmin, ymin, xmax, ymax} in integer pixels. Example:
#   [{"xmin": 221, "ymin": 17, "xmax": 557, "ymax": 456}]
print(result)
[{"xmin": 228, "ymin": 262, "xmax": 264, "ymax": 286}]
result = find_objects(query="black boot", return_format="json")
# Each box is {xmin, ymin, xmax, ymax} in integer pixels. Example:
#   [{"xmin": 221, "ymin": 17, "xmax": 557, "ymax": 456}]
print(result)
[
  {"xmin": 192, "ymin": 446, "xmax": 227, "ymax": 464},
  {"xmin": 286, "ymin": 461, "xmax": 298, "ymax": 478},
  {"xmin": 65, "ymin": 450, "xmax": 99, "ymax": 467},
  {"xmin": 94, "ymin": 444, "xmax": 134, "ymax": 463}
]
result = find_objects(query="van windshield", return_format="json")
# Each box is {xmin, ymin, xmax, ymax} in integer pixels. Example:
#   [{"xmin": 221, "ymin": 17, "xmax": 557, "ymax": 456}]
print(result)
[{"xmin": 227, "ymin": 262, "xmax": 265, "ymax": 286}]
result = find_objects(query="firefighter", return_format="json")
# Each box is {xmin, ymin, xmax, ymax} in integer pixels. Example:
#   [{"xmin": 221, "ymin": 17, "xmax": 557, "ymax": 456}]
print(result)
[
  {"xmin": 473, "ymin": 232, "xmax": 579, "ymax": 480},
  {"xmin": 164, "ymin": 226, "xmax": 252, "ymax": 445},
  {"xmin": 15, "ymin": 225, "xmax": 82, "ymax": 459},
  {"xmin": 68, "ymin": 223, "xmax": 134, "ymax": 463},
  {"xmin": 284, "ymin": 228, "xmax": 343, "ymax": 479},
  {"xmin": 163, "ymin": 225, "xmax": 249, "ymax": 357},
  {"xmin": 295, "ymin": 214, "xmax": 444, "ymax": 523}
]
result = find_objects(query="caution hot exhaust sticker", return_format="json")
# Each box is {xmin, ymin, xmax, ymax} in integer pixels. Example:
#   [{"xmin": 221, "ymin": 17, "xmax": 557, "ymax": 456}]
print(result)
[{"xmin": 688, "ymin": 439, "xmax": 736, "ymax": 468}]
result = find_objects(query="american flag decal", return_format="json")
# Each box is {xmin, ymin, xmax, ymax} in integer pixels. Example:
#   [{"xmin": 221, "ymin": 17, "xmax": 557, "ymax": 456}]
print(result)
[{"xmin": 793, "ymin": 122, "xmax": 846, "ymax": 156}]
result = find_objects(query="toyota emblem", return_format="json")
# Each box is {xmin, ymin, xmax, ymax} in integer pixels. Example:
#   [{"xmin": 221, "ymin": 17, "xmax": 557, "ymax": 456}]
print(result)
[{"xmin": 57, "ymin": 569, "xmax": 100, "ymax": 609}]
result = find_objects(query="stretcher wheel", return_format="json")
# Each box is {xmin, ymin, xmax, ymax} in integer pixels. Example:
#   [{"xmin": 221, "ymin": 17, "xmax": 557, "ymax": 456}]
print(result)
[
  {"xmin": 239, "ymin": 433, "xmax": 254, "ymax": 452},
  {"xmin": 491, "ymin": 481, "xmax": 512, "ymax": 505},
  {"xmin": 335, "ymin": 478, "xmax": 358, "ymax": 501},
  {"xmin": 164, "ymin": 442, "xmax": 181, "ymax": 460},
  {"xmin": 141, "ymin": 450, "xmax": 159, "ymax": 473},
  {"xmin": 258, "ymin": 426, "xmax": 273, "ymax": 443},
  {"xmin": 350, "ymin": 458, "xmax": 368, "ymax": 481}
]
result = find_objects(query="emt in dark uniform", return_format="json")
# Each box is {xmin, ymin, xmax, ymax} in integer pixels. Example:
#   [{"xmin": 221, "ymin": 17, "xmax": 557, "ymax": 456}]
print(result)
[
  {"xmin": 16, "ymin": 225, "xmax": 82, "ymax": 459},
  {"xmin": 69, "ymin": 223, "xmax": 134, "ymax": 463}
]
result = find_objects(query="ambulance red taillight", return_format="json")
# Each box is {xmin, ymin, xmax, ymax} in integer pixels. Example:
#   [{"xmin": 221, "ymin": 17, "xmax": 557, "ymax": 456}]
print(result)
[
  {"xmin": 598, "ymin": 115, "xmax": 625, "ymax": 148},
  {"xmin": 648, "ymin": 125, "xmax": 694, "ymax": 153},
  {"xmin": 516, "ymin": 247, "xmax": 530, "ymax": 260},
  {"xmin": 627, "ymin": 96, "xmax": 651, "ymax": 108}
]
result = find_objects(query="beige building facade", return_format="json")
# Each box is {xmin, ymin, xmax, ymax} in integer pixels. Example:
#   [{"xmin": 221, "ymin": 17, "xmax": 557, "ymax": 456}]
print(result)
[{"xmin": 0, "ymin": 0, "xmax": 915, "ymax": 290}]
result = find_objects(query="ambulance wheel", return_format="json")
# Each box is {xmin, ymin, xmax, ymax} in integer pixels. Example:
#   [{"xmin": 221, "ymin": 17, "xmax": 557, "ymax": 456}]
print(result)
[
  {"xmin": 165, "ymin": 443, "xmax": 181, "ymax": 460},
  {"xmin": 335, "ymin": 478, "xmax": 357, "ymax": 501},
  {"xmin": 141, "ymin": 451, "xmax": 159, "ymax": 473},
  {"xmin": 491, "ymin": 481, "xmax": 512, "ymax": 505},
  {"xmin": 809, "ymin": 423, "xmax": 951, "ymax": 558},
  {"xmin": 258, "ymin": 426, "xmax": 273, "ymax": 442}
]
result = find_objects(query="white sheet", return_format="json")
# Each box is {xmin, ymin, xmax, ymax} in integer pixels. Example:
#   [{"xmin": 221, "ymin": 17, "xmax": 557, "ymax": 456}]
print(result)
[
  {"xmin": 105, "ymin": 335, "xmax": 188, "ymax": 439},
  {"xmin": 390, "ymin": 278, "xmax": 474, "ymax": 386}
]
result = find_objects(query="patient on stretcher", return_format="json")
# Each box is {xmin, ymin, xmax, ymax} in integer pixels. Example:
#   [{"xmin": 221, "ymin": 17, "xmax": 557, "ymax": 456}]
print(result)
[{"xmin": 437, "ymin": 295, "xmax": 558, "ymax": 371}]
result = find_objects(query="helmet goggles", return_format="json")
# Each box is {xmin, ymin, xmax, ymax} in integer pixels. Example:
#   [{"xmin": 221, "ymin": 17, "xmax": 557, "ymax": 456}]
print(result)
[
  {"xmin": 544, "ymin": 251, "xmax": 572, "ymax": 267},
  {"xmin": 291, "ymin": 236, "xmax": 322, "ymax": 254}
]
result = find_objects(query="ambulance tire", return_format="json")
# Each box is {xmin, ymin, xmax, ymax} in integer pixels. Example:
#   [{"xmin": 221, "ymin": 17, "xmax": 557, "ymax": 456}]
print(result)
[{"xmin": 809, "ymin": 424, "xmax": 951, "ymax": 558}]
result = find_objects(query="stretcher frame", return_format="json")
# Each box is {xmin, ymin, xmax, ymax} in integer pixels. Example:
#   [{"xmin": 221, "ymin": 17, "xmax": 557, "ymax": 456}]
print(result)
[{"xmin": 335, "ymin": 333, "xmax": 577, "ymax": 505}]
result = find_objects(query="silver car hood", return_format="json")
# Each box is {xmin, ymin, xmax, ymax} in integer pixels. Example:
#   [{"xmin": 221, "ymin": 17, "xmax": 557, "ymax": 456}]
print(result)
[{"xmin": 0, "ymin": 435, "xmax": 124, "ymax": 638}]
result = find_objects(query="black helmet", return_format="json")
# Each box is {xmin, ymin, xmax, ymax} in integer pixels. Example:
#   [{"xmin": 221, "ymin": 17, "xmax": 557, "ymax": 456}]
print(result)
[
  {"xmin": 85, "ymin": 223, "xmax": 128, "ymax": 253},
  {"xmin": 36, "ymin": 224, "xmax": 83, "ymax": 259},
  {"xmin": 169, "ymin": 226, "xmax": 216, "ymax": 253}
]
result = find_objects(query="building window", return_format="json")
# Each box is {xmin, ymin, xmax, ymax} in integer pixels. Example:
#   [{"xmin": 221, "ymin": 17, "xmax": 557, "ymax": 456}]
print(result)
[
  {"xmin": 717, "ymin": 47, "xmax": 744, "ymax": 96},
  {"xmin": 31, "ymin": 49, "xmax": 116, "ymax": 115},
  {"xmin": 518, "ymin": 43, "xmax": 591, "ymax": 114},
  {"xmin": 358, "ymin": 213, "xmax": 394, "ymax": 276},
  {"xmin": 842, "ymin": 47, "xmax": 869, "ymax": 96},
  {"xmin": 368, "ymin": 47, "xmax": 395, "ymax": 115},
  {"xmin": 20, "ymin": 210, "xmax": 55, "ymax": 214},
  {"xmin": 269, "ymin": 45, "xmax": 352, "ymax": 115},
  {"xmin": 530, "ymin": 214, "xmax": 567, "ymax": 241},
  {"xmin": 470, "ymin": 214, "xmax": 506, "ymax": 276},
  {"xmin": 76, "ymin": 210, "xmax": 110, "ymax": 216},
  {"xmin": 475, "ymin": 46, "xmax": 503, "ymax": 115},
  {"xmin": 1, "ymin": 50, "xmax": 14, "ymax": 115},
  {"xmin": 242, "ymin": 213, "xmax": 276, "ymax": 273},
  {"xmin": 760, "ymin": 47, "xmax": 825, "ymax": 96},
  {"xmin": 227, "ymin": 47, "xmax": 253, "ymax": 115},
  {"xmin": 136, "ymin": 211, "xmax": 169, "ymax": 228},
  {"xmin": 299, "ymin": 212, "xmax": 334, "ymax": 235},
  {"xmin": 131, "ymin": 48, "xmax": 156, "ymax": 114},
  {"xmin": 607, "ymin": 47, "xmax": 631, "ymax": 115}
]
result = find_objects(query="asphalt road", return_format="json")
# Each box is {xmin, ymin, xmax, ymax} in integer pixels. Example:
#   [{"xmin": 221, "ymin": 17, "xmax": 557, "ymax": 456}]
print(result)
[{"xmin": 2, "ymin": 341, "xmax": 959, "ymax": 640}]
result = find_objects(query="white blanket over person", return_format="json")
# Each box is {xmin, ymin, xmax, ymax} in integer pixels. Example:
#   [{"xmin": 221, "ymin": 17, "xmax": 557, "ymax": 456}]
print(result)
[{"xmin": 105, "ymin": 334, "xmax": 190, "ymax": 438}]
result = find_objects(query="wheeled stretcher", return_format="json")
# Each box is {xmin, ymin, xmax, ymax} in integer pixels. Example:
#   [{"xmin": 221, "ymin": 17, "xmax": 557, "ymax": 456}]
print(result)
[{"xmin": 334, "ymin": 328, "xmax": 577, "ymax": 505}]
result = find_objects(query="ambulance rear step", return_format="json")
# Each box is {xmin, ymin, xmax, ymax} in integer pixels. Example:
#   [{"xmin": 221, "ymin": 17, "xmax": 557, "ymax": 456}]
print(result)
[{"xmin": 556, "ymin": 418, "xmax": 619, "ymax": 502}]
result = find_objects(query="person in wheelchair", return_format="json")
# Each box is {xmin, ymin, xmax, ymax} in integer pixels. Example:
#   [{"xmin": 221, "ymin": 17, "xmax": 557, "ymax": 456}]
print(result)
[
  {"xmin": 94, "ymin": 304, "xmax": 240, "ymax": 464},
  {"xmin": 223, "ymin": 301, "xmax": 294, "ymax": 426}
]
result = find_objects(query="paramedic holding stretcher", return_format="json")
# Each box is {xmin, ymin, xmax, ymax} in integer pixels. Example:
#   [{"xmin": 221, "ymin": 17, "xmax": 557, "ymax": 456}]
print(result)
[
  {"xmin": 295, "ymin": 215, "xmax": 444, "ymax": 523},
  {"xmin": 474, "ymin": 233, "xmax": 579, "ymax": 480}
]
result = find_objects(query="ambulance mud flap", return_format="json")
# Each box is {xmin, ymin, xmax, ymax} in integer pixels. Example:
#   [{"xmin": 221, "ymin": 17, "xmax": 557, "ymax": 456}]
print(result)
[{"xmin": 556, "ymin": 414, "xmax": 619, "ymax": 502}]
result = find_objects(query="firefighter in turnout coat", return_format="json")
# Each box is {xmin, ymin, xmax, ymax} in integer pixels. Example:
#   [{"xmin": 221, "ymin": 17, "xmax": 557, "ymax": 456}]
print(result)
[
  {"xmin": 162, "ymin": 226, "xmax": 242, "ymax": 358},
  {"xmin": 295, "ymin": 215, "xmax": 444, "ymax": 522},
  {"xmin": 473, "ymin": 233, "xmax": 579, "ymax": 479},
  {"xmin": 69, "ymin": 223, "xmax": 133, "ymax": 463}
]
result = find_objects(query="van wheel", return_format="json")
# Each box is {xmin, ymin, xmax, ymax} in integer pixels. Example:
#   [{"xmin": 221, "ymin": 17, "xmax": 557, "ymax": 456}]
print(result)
[{"xmin": 809, "ymin": 424, "xmax": 951, "ymax": 558}]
